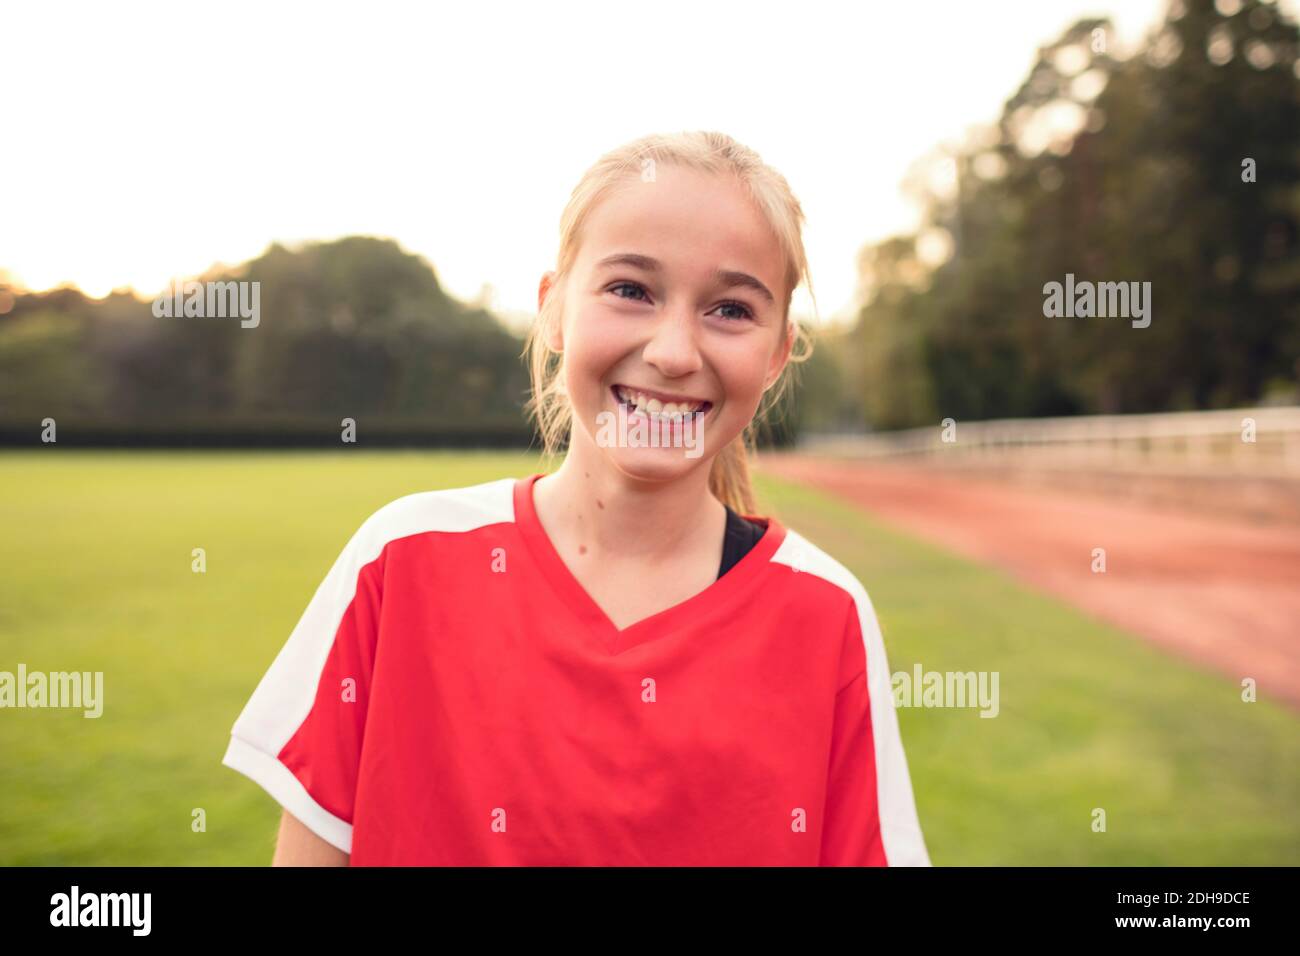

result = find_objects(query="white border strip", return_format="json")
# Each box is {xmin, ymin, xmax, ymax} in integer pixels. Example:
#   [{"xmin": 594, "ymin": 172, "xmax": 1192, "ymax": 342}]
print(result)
[
  {"xmin": 223, "ymin": 734, "xmax": 353, "ymax": 853},
  {"xmin": 772, "ymin": 530, "xmax": 932, "ymax": 866}
]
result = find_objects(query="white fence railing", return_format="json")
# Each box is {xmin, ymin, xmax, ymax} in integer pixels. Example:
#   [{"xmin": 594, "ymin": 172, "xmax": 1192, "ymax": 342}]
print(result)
[{"xmin": 797, "ymin": 406, "xmax": 1300, "ymax": 477}]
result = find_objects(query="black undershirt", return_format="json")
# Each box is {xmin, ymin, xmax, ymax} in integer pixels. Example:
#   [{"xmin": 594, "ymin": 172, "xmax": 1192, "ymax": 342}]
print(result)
[{"xmin": 718, "ymin": 506, "xmax": 767, "ymax": 579}]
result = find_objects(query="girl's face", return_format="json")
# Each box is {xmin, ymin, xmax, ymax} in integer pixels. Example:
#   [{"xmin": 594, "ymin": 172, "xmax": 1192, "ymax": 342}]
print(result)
[{"xmin": 541, "ymin": 164, "xmax": 793, "ymax": 489}]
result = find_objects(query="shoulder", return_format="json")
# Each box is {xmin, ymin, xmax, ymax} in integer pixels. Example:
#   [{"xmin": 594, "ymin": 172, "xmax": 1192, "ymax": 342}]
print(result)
[
  {"xmin": 767, "ymin": 524, "xmax": 881, "ymax": 630},
  {"xmin": 770, "ymin": 524, "xmax": 897, "ymax": 697},
  {"xmin": 343, "ymin": 475, "xmax": 518, "ymax": 562}
]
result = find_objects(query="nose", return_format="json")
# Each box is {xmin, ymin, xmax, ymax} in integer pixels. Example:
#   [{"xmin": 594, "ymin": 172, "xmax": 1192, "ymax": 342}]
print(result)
[{"xmin": 640, "ymin": 305, "xmax": 703, "ymax": 379}]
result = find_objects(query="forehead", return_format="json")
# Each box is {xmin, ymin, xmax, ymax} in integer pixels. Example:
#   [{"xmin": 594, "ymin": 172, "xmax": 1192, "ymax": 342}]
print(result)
[{"xmin": 576, "ymin": 165, "xmax": 786, "ymax": 296}]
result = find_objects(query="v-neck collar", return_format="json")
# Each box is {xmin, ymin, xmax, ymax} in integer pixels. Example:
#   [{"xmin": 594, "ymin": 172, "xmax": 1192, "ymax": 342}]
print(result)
[{"xmin": 513, "ymin": 472, "xmax": 787, "ymax": 656}]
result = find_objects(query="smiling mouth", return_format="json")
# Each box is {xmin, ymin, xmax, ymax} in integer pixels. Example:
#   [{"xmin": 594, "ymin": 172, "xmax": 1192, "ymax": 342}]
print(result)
[{"xmin": 611, "ymin": 384, "xmax": 712, "ymax": 421}]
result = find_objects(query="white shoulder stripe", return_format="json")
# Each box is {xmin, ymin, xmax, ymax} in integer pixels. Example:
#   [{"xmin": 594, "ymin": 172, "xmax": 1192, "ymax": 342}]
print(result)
[
  {"xmin": 222, "ymin": 476, "xmax": 517, "ymax": 852},
  {"xmin": 771, "ymin": 530, "xmax": 932, "ymax": 866},
  {"xmin": 359, "ymin": 476, "xmax": 517, "ymax": 544}
]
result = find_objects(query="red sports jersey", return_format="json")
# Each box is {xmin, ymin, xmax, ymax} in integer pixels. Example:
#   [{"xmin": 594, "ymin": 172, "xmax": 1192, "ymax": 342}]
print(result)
[{"xmin": 222, "ymin": 473, "xmax": 931, "ymax": 865}]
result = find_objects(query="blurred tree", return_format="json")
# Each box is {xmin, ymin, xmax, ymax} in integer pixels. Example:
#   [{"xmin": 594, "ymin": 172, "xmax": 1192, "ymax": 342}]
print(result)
[
  {"xmin": 0, "ymin": 237, "xmax": 531, "ymax": 438},
  {"xmin": 839, "ymin": 0, "xmax": 1299, "ymax": 429}
]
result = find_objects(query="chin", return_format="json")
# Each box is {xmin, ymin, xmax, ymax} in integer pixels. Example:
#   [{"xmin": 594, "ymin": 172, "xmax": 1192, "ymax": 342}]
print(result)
[{"xmin": 604, "ymin": 445, "xmax": 712, "ymax": 484}]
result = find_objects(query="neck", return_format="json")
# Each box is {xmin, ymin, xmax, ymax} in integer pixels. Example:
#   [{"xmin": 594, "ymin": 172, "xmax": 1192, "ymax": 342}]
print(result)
[{"xmin": 533, "ymin": 435, "xmax": 726, "ymax": 564}]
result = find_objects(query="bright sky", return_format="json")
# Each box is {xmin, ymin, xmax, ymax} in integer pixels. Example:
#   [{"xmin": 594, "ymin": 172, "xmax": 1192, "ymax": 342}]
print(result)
[{"xmin": 3, "ymin": 0, "xmax": 1188, "ymax": 326}]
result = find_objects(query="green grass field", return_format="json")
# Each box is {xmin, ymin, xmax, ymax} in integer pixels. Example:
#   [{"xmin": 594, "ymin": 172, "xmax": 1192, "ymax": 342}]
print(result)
[{"xmin": 1, "ymin": 450, "xmax": 1297, "ymax": 865}]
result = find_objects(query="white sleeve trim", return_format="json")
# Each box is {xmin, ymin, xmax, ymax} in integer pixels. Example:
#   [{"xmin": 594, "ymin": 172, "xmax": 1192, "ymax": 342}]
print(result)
[
  {"xmin": 222, "ymin": 734, "xmax": 353, "ymax": 854},
  {"xmin": 772, "ymin": 529, "xmax": 934, "ymax": 867}
]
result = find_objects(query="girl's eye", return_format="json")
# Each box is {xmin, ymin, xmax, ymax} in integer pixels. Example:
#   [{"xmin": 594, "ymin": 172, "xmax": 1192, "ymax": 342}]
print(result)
[
  {"xmin": 609, "ymin": 282, "xmax": 754, "ymax": 322},
  {"xmin": 609, "ymin": 281, "xmax": 649, "ymax": 302},
  {"xmin": 715, "ymin": 300, "xmax": 755, "ymax": 322}
]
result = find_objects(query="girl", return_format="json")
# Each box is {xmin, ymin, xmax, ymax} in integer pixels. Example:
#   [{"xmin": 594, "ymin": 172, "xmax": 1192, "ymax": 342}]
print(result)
[{"xmin": 222, "ymin": 130, "xmax": 931, "ymax": 866}]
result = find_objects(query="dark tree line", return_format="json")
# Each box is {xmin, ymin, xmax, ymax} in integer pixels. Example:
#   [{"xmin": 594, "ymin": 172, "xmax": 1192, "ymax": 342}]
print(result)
[{"xmin": 0, "ymin": 237, "xmax": 534, "ymax": 442}]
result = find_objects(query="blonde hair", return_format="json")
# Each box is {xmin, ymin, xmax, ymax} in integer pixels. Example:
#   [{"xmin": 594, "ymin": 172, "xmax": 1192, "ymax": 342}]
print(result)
[{"xmin": 522, "ymin": 130, "xmax": 817, "ymax": 515}]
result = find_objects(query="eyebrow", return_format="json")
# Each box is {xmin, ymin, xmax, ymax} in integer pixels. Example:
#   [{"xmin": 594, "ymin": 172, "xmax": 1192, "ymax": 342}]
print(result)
[{"xmin": 595, "ymin": 253, "xmax": 776, "ymax": 305}]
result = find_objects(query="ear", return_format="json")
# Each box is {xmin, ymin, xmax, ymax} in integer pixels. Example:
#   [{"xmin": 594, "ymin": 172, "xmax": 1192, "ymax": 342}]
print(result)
[
  {"xmin": 538, "ymin": 271, "xmax": 563, "ymax": 351},
  {"xmin": 762, "ymin": 318, "xmax": 796, "ymax": 392}
]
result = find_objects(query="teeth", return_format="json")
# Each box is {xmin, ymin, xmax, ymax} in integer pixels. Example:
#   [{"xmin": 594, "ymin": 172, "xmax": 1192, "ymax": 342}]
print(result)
[{"xmin": 615, "ymin": 386, "xmax": 706, "ymax": 419}]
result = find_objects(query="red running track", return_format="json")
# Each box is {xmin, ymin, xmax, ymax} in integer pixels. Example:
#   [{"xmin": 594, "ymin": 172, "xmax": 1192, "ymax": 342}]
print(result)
[{"xmin": 761, "ymin": 454, "xmax": 1300, "ymax": 711}]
